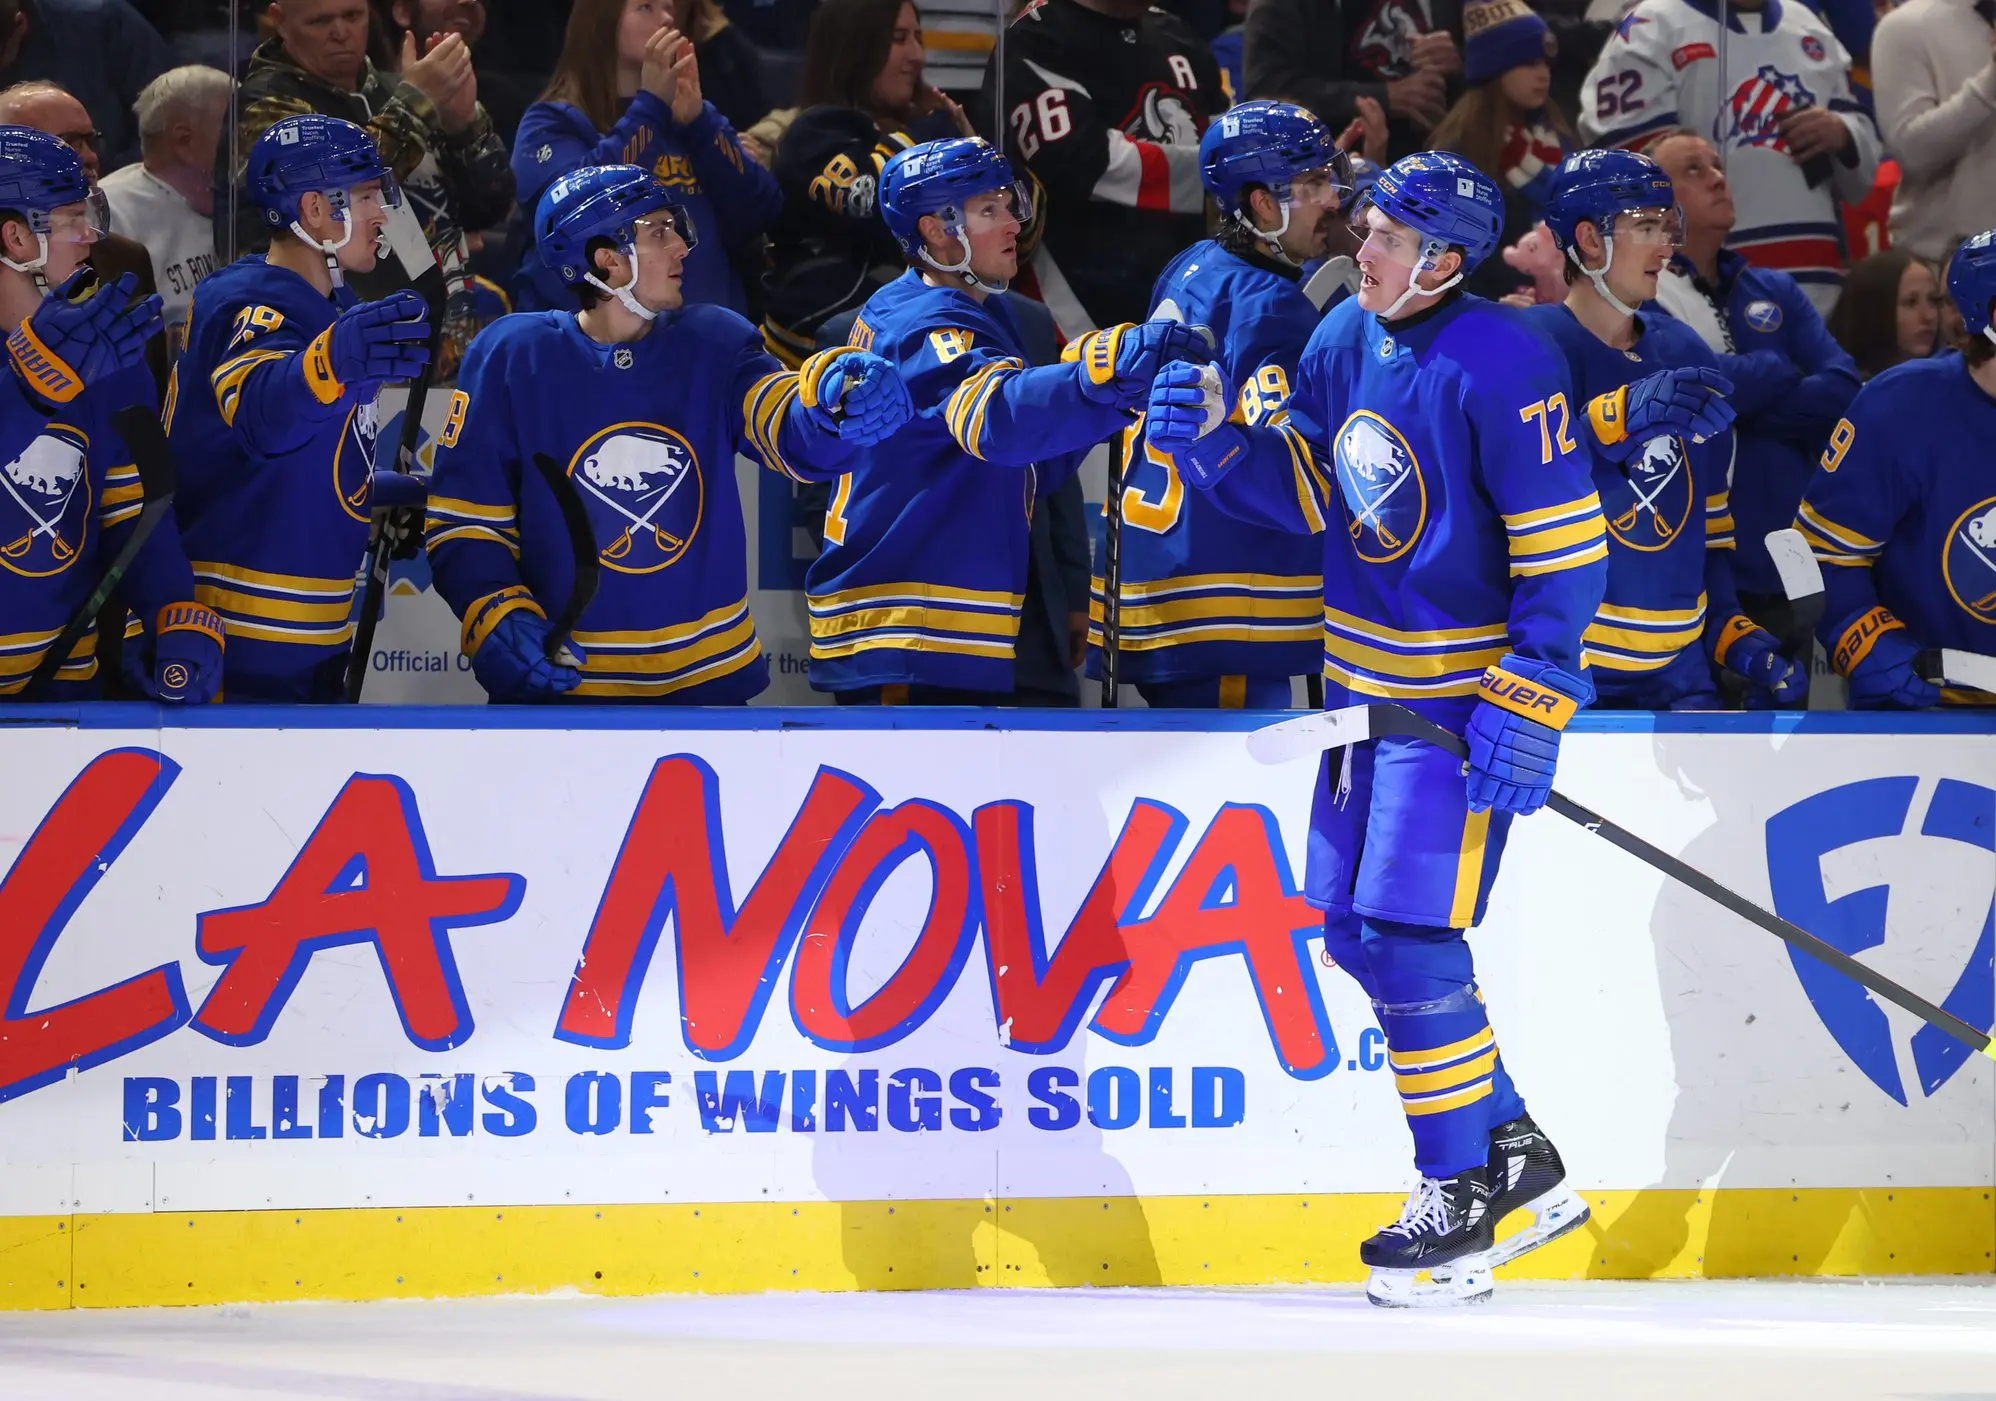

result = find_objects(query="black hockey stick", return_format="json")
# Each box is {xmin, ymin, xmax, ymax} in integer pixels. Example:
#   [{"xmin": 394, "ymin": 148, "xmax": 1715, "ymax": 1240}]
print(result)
[
  {"xmin": 1099, "ymin": 423, "xmax": 1129, "ymax": 708},
  {"xmin": 529, "ymin": 452, "xmax": 599, "ymax": 664},
  {"xmin": 1248, "ymin": 701, "xmax": 1996, "ymax": 1061},
  {"xmin": 21, "ymin": 406, "xmax": 178, "ymax": 701},
  {"xmin": 344, "ymin": 256, "xmax": 450, "ymax": 704}
]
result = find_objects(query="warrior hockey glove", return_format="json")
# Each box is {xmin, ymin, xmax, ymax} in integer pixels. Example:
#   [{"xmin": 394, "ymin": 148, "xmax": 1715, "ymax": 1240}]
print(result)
[
  {"xmin": 7, "ymin": 270, "xmax": 161, "ymax": 409},
  {"xmin": 1145, "ymin": 361, "xmax": 1246, "ymax": 488},
  {"xmin": 1463, "ymin": 653, "xmax": 1592, "ymax": 815},
  {"xmin": 471, "ymin": 609, "xmax": 586, "ymax": 704},
  {"xmin": 1069, "ymin": 320, "xmax": 1214, "ymax": 408},
  {"xmin": 127, "ymin": 602, "xmax": 225, "ymax": 705},
  {"xmin": 303, "ymin": 289, "xmax": 432, "ymax": 404},
  {"xmin": 804, "ymin": 349, "xmax": 912, "ymax": 446},
  {"xmin": 1585, "ymin": 366, "xmax": 1734, "ymax": 464},
  {"xmin": 1831, "ymin": 605, "xmax": 1939, "ymax": 710},
  {"xmin": 1710, "ymin": 615, "xmax": 1808, "ymax": 706}
]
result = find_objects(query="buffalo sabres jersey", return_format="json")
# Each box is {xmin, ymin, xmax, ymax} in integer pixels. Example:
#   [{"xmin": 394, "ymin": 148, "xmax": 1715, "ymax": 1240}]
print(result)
[
  {"xmin": 1578, "ymin": 0, "xmax": 1880, "ymax": 314},
  {"xmin": 1530, "ymin": 303, "xmax": 1742, "ymax": 707},
  {"xmin": 427, "ymin": 306, "xmax": 861, "ymax": 702},
  {"xmin": 1089, "ymin": 239, "xmax": 1324, "ymax": 686},
  {"xmin": 167, "ymin": 257, "xmax": 387, "ymax": 702},
  {"xmin": 805, "ymin": 270, "xmax": 1146, "ymax": 694},
  {"xmin": 1189, "ymin": 293, "xmax": 1610, "ymax": 721},
  {"xmin": 0, "ymin": 367, "xmax": 194, "ymax": 695},
  {"xmin": 1796, "ymin": 353, "xmax": 1996, "ymax": 704}
]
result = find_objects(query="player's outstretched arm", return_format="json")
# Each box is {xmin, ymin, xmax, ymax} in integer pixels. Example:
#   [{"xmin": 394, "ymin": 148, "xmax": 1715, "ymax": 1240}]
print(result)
[
  {"xmin": 1143, "ymin": 360, "xmax": 1331, "ymax": 535},
  {"xmin": 220, "ymin": 291, "xmax": 431, "ymax": 457},
  {"xmin": 734, "ymin": 340, "xmax": 908, "ymax": 479}
]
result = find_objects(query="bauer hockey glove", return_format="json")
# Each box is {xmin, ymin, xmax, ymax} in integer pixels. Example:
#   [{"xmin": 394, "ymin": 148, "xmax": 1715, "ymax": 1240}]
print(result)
[
  {"xmin": 1586, "ymin": 367, "xmax": 1734, "ymax": 464},
  {"xmin": 1069, "ymin": 320, "xmax": 1213, "ymax": 408},
  {"xmin": 805, "ymin": 349, "xmax": 912, "ymax": 445},
  {"xmin": 1710, "ymin": 615, "xmax": 1808, "ymax": 706},
  {"xmin": 471, "ymin": 610, "xmax": 586, "ymax": 704},
  {"xmin": 127, "ymin": 603, "xmax": 225, "ymax": 705},
  {"xmin": 1463, "ymin": 654, "xmax": 1592, "ymax": 816},
  {"xmin": 304, "ymin": 290, "xmax": 431, "ymax": 403},
  {"xmin": 1144, "ymin": 361, "xmax": 1247, "ymax": 489},
  {"xmin": 7, "ymin": 270, "xmax": 161, "ymax": 409},
  {"xmin": 1831, "ymin": 605, "xmax": 1939, "ymax": 710}
]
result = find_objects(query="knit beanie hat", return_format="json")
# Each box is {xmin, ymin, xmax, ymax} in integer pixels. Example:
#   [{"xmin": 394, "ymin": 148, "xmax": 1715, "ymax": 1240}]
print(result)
[{"xmin": 1463, "ymin": 0, "xmax": 1555, "ymax": 85}]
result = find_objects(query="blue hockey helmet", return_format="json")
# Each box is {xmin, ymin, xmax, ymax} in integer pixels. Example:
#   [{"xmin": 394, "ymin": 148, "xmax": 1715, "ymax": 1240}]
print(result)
[
  {"xmin": 246, "ymin": 114, "xmax": 401, "ymax": 233},
  {"xmin": 880, "ymin": 137, "xmax": 1032, "ymax": 287},
  {"xmin": 0, "ymin": 126, "xmax": 95, "ymax": 276},
  {"xmin": 1946, "ymin": 229, "xmax": 1996, "ymax": 342},
  {"xmin": 1200, "ymin": 101, "xmax": 1353, "ymax": 220},
  {"xmin": 535, "ymin": 163, "xmax": 698, "ymax": 287},
  {"xmin": 1542, "ymin": 148, "xmax": 1680, "ymax": 253},
  {"xmin": 1354, "ymin": 152, "xmax": 1505, "ymax": 275}
]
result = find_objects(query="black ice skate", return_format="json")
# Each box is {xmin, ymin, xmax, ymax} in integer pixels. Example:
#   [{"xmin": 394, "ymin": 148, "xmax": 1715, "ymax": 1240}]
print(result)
[
  {"xmin": 1360, "ymin": 1167, "xmax": 1495, "ymax": 1308},
  {"xmin": 1480, "ymin": 1114, "xmax": 1591, "ymax": 1270}
]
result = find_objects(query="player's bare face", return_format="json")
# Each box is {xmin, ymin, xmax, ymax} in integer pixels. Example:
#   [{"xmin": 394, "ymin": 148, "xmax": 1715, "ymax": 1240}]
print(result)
[
  {"xmin": 1275, "ymin": 170, "xmax": 1342, "ymax": 263},
  {"xmin": 37, "ymin": 201, "xmax": 100, "ymax": 286},
  {"xmin": 1599, "ymin": 207, "xmax": 1681, "ymax": 303},
  {"xmin": 332, "ymin": 180, "xmax": 392, "ymax": 274},
  {"xmin": 1353, "ymin": 208, "xmax": 1422, "ymax": 314},
  {"xmin": 961, "ymin": 189, "xmax": 1023, "ymax": 284},
  {"xmin": 630, "ymin": 214, "xmax": 689, "ymax": 312}
]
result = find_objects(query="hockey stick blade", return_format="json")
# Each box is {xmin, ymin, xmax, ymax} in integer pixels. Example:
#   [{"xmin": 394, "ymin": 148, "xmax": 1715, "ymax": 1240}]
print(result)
[
  {"xmin": 22, "ymin": 406, "xmax": 179, "ymax": 701},
  {"xmin": 1244, "ymin": 704, "xmax": 1383, "ymax": 764},
  {"xmin": 1764, "ymin": 527, "xmax": 1826, "ymax": 638},
  {"xmin": 530, "ymin": 452, "xmax": 599, "ymax": 665},
  {"xmin": 1918, "ymin": 647, "xmax": 1996, "ymax": 696},
  {"xmin": 1346, "ymin": 701, "xmax": 1996, "ymax": 1061},
  {"xmin": 1301, "ymin": 256, "xmax": 1358, "ymax": 312}
]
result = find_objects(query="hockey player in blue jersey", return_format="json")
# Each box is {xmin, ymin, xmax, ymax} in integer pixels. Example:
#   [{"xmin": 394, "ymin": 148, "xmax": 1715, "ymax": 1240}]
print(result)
[
  {"xmin": 804, "ymin": 137, "xmax": 1211, "ymax": 704},
  {"xmin": 0, "ymin": 126, "xmax": 222, "ymax": 702},
  {"xmin": 1794, "ymin": 230, "xmax": 1996, "ymax": 709},
  {"xmin": 168, "ymin": 114, "xmax": 433, "ymax": 703},
  {"xmin": 425, "ymin": 164, "xmax": 912, "ymax": 704},
  {"xmin": 1088, "ymin": 101, "xmax": 1348, "ymax": 710},
  {"xmin": 1144, "ymin": 152, "xmax": 1635, "ymax": 1306},
  {"xmin": 1532, "ymin": 150, "xmax": 1804, "ymax": 710}
]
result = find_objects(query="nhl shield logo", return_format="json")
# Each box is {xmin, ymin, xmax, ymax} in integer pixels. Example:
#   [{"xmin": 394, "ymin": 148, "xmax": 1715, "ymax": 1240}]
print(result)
[
  {"xmin": 1744, "ymin": 299, "xmax": 1783, "ymax": 333},
  {"xmin": 0, "ymin": 427, "xmax": 90, "ymax": 578},
  {"xmin": 1943, "ymin": 495, "xmax": 1996, "ymax": 623},
  {"xmin": 569, "ymin": 424, "xmax": 704, "ymax": 573},
  {"xmin": 1607, "ymin": 434, "xmax": 1692, "ymax": 550},
  {"xmin": 1332, "ymin": 411, "xmax": 1427, "ymax": 564},
  {"xmin": 613, "ymin": 347, "xmax": 635, "ymax": 370},
  {"xmin": 1766, "ymin": 776, "xmax": 1995, "ymax": 1105}
]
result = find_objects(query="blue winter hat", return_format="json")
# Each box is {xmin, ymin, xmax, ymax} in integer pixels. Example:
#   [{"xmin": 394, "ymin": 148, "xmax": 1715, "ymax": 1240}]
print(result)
[{"xmin": 1463, "ymin": 0, "xmax": 1554, "ymax": 85}]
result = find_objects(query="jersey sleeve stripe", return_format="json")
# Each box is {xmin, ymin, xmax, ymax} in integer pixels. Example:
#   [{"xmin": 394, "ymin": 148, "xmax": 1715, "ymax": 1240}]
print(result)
[
  {"xmin": 211, "ymin": 348, "xmax": 287, "ymax": 426},
  {"xmin": 1796, "ymin": 500, "xmax": 1883, "ymax": 554},
  {"xmin": 1275, "ymin": 421, "xmax": 1329, "ymax": 533},
  {"xmin": 1504, "ymin": 496, "xmax": 1601, "ymax": 531}
]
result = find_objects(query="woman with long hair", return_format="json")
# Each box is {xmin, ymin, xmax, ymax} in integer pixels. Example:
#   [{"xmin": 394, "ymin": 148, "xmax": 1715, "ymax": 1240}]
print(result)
[
  {"xmin": 760, "ymin": 0, "xmax": 980, "ymax": 365},
  {"xmin": 1427, "ymin": 0, "xmax": 1574, "ymax": 298},
  {"xmin": 1828, "ymin": 249, "xmax": 1945, "ymax": 379},
  {"xmin": 511, "ymin": 0, "xmax": 781, "ymax": 316}
]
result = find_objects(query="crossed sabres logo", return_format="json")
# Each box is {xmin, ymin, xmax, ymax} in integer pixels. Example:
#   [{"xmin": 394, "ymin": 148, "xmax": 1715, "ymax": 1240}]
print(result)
[
  {"xmin": 566, "ymin": 425, "xmax": 704, "ymax": 574},
  {"xmin": 1332, "ymin": 412, "xmax": 1427, "ymax": 564},
  {"xmin": 0, "ymin": 428, "xmax": 90, "ymax": 579},
  {"xmin": 1945, "ymin": 496, "xmax": 1996, "ymax": 624}
]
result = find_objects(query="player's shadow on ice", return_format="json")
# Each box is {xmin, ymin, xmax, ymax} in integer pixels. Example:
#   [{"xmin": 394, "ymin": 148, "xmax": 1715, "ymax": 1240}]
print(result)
[{"xmin": 1585, "ymin": 729, "xmax": 1866, "ymax": 1280}]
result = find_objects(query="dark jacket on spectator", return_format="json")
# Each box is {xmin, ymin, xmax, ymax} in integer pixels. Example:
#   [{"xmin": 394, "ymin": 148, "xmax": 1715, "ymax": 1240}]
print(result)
[
  {"xmin": 695, "ymin": 14, "xmax": 773, "ymax": 135},
  {"xmin": 1243, "ymin": 0, "xmax": 1461, "ymax": 160},
  {"xmin": 0, "ymin": 0, "xmax": 169, "ymax": 172}
]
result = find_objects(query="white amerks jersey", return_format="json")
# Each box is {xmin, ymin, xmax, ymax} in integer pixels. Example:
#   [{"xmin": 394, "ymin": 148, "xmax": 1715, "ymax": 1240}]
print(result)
[{"xmin": 1579, "ymin": 0, "xmax": 1879, "ymax": 315}]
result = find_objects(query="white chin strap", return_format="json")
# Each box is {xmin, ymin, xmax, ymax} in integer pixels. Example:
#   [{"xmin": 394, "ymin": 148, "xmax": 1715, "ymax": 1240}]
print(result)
[
  {"xmin": 1984, "ymin": 324, "xmax": 1996, "ymax": 351},
  {"xmin": 1244, "ymin": 198, "xmax": 1299, "ymax": 266},
  {"xmin": 1, "ymin": 232, "xmax": 53, "ymax": 295},
  {"xmin": 1380, "ymin": 239, "xmax": 1463, "ymax": 320},
  {"xmin": 583, "ymin": 238, "xmax": 658, "ymax": 323},
  {"xmin": 291, "ymin": 214, "xmax": 355, "ymax": 288},
  {"xmin": 918, "ymin": 223, "xmax": 1009, "ymax": 292},
  {"xmin": 1569, "ymin": 234, "xmax": 1640, "ymax": 319}
]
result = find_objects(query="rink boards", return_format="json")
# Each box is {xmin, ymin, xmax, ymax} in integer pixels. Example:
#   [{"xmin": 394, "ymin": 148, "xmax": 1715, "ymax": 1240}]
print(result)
[{"xmin": 0, "ymin": 707, "xmax": 1990, "ymax": 1309}]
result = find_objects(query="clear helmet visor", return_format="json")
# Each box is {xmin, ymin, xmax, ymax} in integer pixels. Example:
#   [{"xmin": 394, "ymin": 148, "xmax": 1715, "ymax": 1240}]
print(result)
[
  {"xmin": 1284, "ymin": 167, "xmax": 1351, "ymax": 214},
  {"xmin": 634, "ymin": 203, "xmax": 699, "ymax": 253},
  {"xmin": 327, "ymin": 174, "xmax": 404, "ymax": 225},
  {"xmin": 1597, "ymin": 205, "xmax": 1685, "ymax": 249},
  {"xmin": 943, "ymin": 181, "xmax": 1034, "ymax": 237},
  {"xmin": 43, "ymin": 201, "xmax": 103, "ymax": 246},
  {"xmin": 1350, "ymin": 202, "xmax": 1445, "ymax": 271}
]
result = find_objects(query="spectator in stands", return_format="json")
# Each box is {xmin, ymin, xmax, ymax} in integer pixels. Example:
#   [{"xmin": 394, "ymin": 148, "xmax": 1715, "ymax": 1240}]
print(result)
[
  {"xmin": 1870, "ymin": 0, "xmax": 1996, "ymax": 265},
  {"xmin": 98, "ymin": 64, "xmax": 229, "ymax": 361},
  {"xmin": 1426, "ymin": 0, "xmax": 1570, "ymax": 299},
  {"xmin": 219, "ymin": 0, "xmax": 514, "ymax": 291},
  {"xmin": 761, "ymin": 0, "xmax": 971, "ymax": 363},
  {"xmin": 674, "ymin": 0, "xmax": 773, "ymax": 133},
  {"xmin": 1828, "ymin": 248, "xmax": 1944, "ymax": 377},
  {"xmin": 514, "ymin": 0, "xmax": 779, "ymax": 318},
  {"xmin": 1244, "ymin": 0, "xmax": 1461, "ymax": 162},
  {"xmin": 373, "ymin": 0, "xmax": 535, "ymax": 145},
  {"xmin": 1648, "ymin": 127, "xmax": 1861, "ymax": 682},
  {"xmin": 0, "ymin": 0, "xmax": 169, "ymax": 171}
]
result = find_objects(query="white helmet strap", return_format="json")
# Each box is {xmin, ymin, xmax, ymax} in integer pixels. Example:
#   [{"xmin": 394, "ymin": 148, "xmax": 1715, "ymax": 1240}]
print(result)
[
  {"xmin": 916, "ymin": 210, "xmax": 1009, "ymax": 292},
  {"xmin": 290, "ymin": 205, "xmax": 356, "ymax": 289},
  {"xmin": 583, "ymin": 236, "xmax": 658, "ymax": 323},
  {"xmin": 1569, "ymin": 228, "xmax": 1639, "ymax": 319},
  {"xmin": 1380, "ymin": 236, "xmax": 1462, "ymax": 320}
]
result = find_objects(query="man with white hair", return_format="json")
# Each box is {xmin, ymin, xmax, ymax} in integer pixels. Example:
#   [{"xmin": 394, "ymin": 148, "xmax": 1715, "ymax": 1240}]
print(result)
[{"xmin": 99, "ymin": 64, "xmax": 230, "ymax": 359}]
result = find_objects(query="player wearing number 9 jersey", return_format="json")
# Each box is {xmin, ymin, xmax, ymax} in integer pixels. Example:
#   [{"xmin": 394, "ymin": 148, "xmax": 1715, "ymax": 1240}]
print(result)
[
  {"xmin": 1144, "ymin": 153, "xmax": 1609, "ymax": 1307},
  {"xmin": 1086, "ymin": 101, "xmax": 1348, "ymax": 709}
]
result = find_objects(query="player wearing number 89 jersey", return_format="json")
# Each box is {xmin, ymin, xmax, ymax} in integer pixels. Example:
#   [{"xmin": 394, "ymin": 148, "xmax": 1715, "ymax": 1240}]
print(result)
[{"xmin": 1088, "ymin": 101, "xmax": 1351, "ymax": 708}]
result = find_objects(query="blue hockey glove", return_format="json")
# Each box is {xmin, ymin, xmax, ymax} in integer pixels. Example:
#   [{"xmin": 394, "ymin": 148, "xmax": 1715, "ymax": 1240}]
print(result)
[
  {"xmin": 1586, "ymin": 367, "xmax": 1734, "ymax": 463},
  {"xmin": 1145, "ymin": 361, "xmax": 1246, "ymax": 488},
  {"xmin": 471, "ymin": 609, "xmax": 585, "ymax": 703},
  {"xmin": 7, "ymin": 270, "xmax": 161, "ymax": 409},
  {"xmin": 1462, "ymin": 654, "xmax": 1592, "ymax": 815},
  {"xmin": 365, "ymin": 468, "xmax": 429, "ymax": 511},
  {"xmin": 305, "ymin": 289, "xmax": 431, "ymax": 402},
  {"xmin": 129, "ymin": 602, "xmax": 225, "ymax": 704},
  {"xmin": 807, "ymin": 349, "xmax": 912, "ymax": 445},
  {"xmin": 1069, "ymin": 320, "xmax": 1213, "ymax": 408},
  {"xmin": 1831, "ymin": 605, "xmax": 1939, "ymax": 710},
  {"xmin": 1711, "ymin": 615, "xmax": 1807, "ymax": 705}
]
